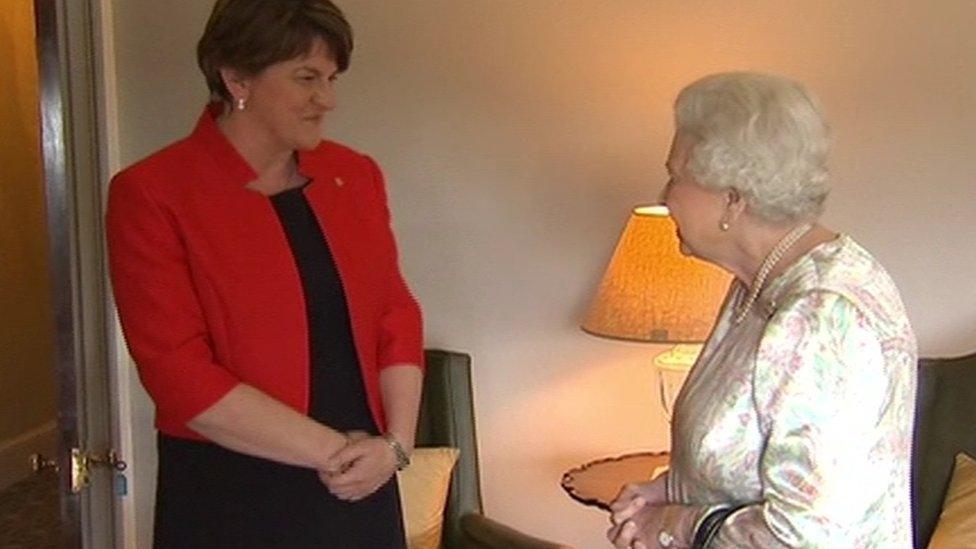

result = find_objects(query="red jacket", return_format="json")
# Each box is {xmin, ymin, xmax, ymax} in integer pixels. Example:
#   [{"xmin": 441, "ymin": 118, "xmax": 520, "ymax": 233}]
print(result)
[{"xmin": 107, "ymin": 106, "xmax": 423, "ymax": 440}]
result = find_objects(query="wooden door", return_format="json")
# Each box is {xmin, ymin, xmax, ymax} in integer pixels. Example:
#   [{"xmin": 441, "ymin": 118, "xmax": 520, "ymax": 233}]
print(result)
[{"xmin": 34, "ymin": 0, "xmax": 117, "ymax": 546}]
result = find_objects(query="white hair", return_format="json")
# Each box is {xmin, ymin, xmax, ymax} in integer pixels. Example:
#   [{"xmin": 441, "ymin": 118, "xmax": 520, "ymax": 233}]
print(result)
[{"xmin": 674, "ymin": 72, "xmax": 830, "ymax": 223}]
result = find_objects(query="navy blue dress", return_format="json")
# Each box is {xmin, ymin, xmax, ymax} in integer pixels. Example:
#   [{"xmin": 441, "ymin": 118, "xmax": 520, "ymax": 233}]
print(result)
[{"xmin": 153, "ymin": 185, "xmax": 406, "ymax": 548}]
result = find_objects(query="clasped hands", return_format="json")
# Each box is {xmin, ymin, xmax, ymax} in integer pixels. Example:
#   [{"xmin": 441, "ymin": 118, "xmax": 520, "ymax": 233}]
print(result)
[
  {"xmin": 607, "ymin": 476, "xmax": 701, "ymax": 548},
  {"xmin": 318, "ymin": 430, "xmax": 400, "ymax": 502}
]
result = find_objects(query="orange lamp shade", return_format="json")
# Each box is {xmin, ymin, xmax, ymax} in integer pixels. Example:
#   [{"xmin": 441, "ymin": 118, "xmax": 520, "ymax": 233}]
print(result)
[{"xmin": 582, "ymin": 205, "xmax": 731, "ymax": 343}]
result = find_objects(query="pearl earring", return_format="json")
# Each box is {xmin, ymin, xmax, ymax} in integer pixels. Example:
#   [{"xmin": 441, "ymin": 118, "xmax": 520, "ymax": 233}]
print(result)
[
  {"xmin": 236, "ymin": 97, "xmax": 246, "ymax": 111},
  {"xmin": 719, "ymin": 221, "xmax": 730, "ymax": 231}
]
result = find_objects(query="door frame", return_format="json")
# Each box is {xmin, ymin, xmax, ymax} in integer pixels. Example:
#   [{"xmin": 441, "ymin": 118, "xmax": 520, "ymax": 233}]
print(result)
[{"xmin": 34, "ymin": 0, "xmax": 118, "ymax": 546}]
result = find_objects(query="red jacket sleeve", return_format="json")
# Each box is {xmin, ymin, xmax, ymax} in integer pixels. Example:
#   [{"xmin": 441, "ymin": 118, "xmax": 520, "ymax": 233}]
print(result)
[
  {"xmin": 106, "ymin": 171, "xmax": 239, "ymax": 425},
  {"xmin": 364, "ymin": 156, "xmax": 425, "ymax": 371}
]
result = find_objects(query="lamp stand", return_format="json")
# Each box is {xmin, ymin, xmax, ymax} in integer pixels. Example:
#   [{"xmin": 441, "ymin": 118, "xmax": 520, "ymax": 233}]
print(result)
[{"xmin": 654, "ymin": 344, "xmax": 702, "ymax": 422}]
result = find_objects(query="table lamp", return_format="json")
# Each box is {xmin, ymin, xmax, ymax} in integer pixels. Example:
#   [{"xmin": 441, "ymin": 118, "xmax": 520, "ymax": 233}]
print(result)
[{"xmin": 581, "ymin": 205, "xmax": 730, "ymax": 418}]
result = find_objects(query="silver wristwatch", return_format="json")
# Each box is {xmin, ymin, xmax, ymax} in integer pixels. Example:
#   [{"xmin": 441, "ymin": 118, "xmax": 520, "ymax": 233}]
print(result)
[{"xmin": 383, "ymin": 433, "xmax": 410, "ymax": 471}]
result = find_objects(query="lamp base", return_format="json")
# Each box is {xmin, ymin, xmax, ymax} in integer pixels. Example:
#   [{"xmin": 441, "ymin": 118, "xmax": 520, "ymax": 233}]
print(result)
[
  {"xmin": 654, "ymin": 344, "xmax": 702, "ymax": 422},
  {"xmin": 653, "ymin": 343, "xmax": 703, "ymax": 372}
]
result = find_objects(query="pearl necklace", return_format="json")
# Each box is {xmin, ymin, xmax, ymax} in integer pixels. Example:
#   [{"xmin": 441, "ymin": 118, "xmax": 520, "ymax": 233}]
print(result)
[{"xmin": 732, "ymin": 223, "xmax": 812, "ymax": 324}]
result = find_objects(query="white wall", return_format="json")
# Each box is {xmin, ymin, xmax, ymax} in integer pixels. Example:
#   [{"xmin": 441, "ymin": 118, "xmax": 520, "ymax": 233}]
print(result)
[{"xmin": 109, "ymin": 1, "xmax": 976, "ymax": 547}]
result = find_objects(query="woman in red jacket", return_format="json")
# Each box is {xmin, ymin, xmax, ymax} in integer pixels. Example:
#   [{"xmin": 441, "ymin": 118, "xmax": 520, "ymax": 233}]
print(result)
[{"xmin": 106, "ymin": 1, "xmax": 423, "ymax": 546}]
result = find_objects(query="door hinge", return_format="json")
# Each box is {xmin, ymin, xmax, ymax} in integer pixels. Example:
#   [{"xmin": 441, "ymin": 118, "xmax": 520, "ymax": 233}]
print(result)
[{"xmin": 70, "ymin": 448, "xmax": 128, "ymax": 493}]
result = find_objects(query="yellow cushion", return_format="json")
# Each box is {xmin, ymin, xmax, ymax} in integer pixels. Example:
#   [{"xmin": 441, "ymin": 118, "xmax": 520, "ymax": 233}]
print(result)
[
  {"xmin": 928, "ymin": 452, "xmax": 976, "ymax": 549},
  {"xmin": 398, "ymin": 447, "xmax": 460, "ymax": 549}
]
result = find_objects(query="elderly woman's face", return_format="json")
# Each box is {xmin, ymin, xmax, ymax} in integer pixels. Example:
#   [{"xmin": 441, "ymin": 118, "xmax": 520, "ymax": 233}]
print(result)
[
  {"xmin": 234, "ymin": 38, "xmax": 339, "ymax": 152},
  {"xmin": 662, "ymin": 133, "xmax": 728, "ymax": 261}
]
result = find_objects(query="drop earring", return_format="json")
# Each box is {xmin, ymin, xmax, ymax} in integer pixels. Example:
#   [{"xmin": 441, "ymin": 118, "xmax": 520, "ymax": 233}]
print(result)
[{"xmin": 236, "ymin": 97, "xmax": 246, "ymax": 111}]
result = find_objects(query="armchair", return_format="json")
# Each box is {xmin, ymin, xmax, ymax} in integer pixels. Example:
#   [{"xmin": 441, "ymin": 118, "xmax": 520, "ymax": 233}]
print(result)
[
  {"xmin": 912, "ymin": 351, "xmax": 976, "ymax": 547},
  {"xmin": 416, "ymin": 349, "xmax": 571, "ymax": 549}
]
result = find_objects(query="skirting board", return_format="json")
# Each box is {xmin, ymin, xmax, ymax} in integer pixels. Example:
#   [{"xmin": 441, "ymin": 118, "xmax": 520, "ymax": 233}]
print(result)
[{"xmin": 0, "ymin": 420, "xmax": 58, "ymax": 491}]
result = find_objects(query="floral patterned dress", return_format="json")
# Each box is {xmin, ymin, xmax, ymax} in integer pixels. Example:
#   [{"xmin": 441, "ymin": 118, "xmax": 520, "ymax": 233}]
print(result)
[{"xmin": 667, "ymin": 235, "xmax": 917, "ymax": 548}]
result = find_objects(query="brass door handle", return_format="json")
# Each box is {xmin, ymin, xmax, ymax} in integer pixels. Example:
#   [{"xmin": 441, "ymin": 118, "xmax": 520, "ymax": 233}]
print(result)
[{"xmin": 29, "ymin": 449, "xmax": 128, "ymax": 493}]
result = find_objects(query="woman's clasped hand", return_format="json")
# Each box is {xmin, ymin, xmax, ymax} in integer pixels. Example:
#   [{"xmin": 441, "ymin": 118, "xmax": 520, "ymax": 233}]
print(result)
[
  {"xmin": 607, "ymin": 477, "xmax": 701, "ymax": 548},
  {"xmin": 319, "ymin": 432, "xmax": 401, "ymax": 502}
]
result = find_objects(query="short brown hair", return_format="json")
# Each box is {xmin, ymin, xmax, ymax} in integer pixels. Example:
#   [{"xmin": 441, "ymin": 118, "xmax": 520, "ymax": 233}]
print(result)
[{"xmin": 197, "ymin": 0, "xmax": 353, "ymax": 103}]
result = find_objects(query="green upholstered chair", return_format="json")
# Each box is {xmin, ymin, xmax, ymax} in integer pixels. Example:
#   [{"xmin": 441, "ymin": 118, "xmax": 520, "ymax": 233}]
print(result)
[
  {"xmin": 912, "ymin": 351, "xmax": 976, "ymax": 547},
  {"xmin": 416, "ymin": 349, "xmax": 571, "ymax": 549}
]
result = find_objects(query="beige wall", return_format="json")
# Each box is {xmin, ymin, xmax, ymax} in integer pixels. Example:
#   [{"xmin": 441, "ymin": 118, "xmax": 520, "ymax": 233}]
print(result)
[
  {"xmin": 109, "ymin": 1, "xmax": 976, "ymax": 547},
  {"xmin": 0, "ymin": 0, "xmax": 58, "ymax": 486}
]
